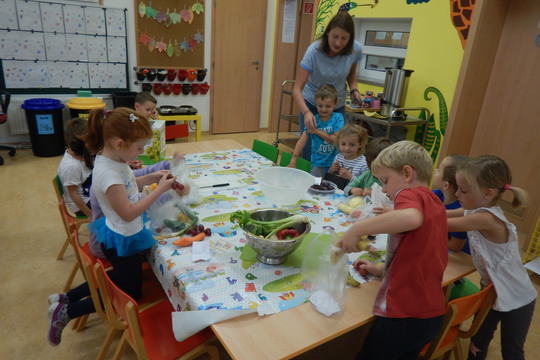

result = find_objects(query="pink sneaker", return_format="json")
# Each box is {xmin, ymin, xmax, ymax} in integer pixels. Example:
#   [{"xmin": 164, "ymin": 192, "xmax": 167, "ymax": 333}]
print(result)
[{"xmin": 48, "ymin": 302, "xmax": 69, "ymax": 346}]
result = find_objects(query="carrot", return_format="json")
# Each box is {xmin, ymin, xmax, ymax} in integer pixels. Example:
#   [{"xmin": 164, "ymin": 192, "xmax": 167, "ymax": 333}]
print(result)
[{"xmin": 172, "ymin": 232, "xmax": 206, "ymax": 246}]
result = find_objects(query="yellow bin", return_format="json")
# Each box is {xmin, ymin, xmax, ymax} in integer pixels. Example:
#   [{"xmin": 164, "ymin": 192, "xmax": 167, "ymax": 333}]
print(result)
[{"xmin": 66, "ymin": 97, "xmax": 106, "ymax": 119}]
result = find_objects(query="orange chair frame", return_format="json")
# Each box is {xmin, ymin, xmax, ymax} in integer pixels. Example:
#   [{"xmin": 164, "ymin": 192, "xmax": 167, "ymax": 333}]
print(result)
[
  {"xmin": 419, "ymin": 283, "xmax": 496, "ymax": 360},
  {"xmin": 94, "ymin": 260, "xmax": 219, "ymax": 360}
]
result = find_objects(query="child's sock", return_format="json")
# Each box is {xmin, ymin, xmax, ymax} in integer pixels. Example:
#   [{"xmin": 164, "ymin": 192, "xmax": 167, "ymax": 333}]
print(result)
[
  {"xmin": 47, "ymin": 302, "xmax": 70, "ymax": 346},
  {"xmin": 48, "ymin": 293, "xmax": 70, "ymax": 305}
]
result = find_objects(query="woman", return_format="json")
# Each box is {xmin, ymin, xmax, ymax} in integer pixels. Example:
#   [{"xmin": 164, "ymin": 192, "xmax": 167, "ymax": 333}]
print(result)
[{"xmin": 292, "ymin": 11, "xmax": 363, "ymax": 161}]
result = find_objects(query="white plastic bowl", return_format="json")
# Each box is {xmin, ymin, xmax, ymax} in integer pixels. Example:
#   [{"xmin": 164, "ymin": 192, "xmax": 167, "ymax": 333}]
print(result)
[{"xmin": 254, "ymin": 167, "xmax": 315, "ymax": 205}]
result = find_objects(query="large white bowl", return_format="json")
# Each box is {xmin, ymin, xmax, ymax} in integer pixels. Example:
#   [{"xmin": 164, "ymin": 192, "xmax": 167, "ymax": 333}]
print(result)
[{"xmin": 254, "ymin": 167, "xmax": 315, "ymax": 205}]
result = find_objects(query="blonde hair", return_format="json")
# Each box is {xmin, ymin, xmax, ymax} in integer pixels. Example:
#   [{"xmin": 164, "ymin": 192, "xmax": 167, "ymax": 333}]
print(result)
[
  {"xmin": 371, "ymin": 140, "xmax": 433, "ymax": 183},
  {"xmin": 458, "ymin": 155, "xmax": 527, "ymax": 208},
  {"xmin": 334, "ymin": 123, "xmax": 368, "ymax": 157},
  {"xmin": 84, "ymin": 107, "xmax": 152, "ymax": 155}
]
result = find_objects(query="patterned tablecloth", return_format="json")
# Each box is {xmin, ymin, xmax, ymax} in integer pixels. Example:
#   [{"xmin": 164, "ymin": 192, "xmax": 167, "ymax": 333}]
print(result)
[{"xmin": 148, "ymin": 148, "xmax": 387, "ymax": 316}]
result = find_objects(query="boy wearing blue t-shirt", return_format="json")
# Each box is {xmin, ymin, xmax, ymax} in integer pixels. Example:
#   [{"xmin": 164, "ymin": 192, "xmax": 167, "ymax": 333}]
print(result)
[{"xmin": 289, "ymin": 84, "xmax": 344, "ymax": 178}]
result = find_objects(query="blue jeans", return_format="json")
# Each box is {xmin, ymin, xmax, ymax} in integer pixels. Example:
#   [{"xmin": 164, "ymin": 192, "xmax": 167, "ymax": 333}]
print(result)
[{"xmin": 299, "ymin": 101, "xmax": 345, "ymax": 161}]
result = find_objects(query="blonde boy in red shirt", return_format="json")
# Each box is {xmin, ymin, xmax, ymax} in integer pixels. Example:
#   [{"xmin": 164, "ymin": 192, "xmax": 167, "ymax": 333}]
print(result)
[{"xmin": 338, "ymin": 140, "xmax": 448, "ymax": 360}]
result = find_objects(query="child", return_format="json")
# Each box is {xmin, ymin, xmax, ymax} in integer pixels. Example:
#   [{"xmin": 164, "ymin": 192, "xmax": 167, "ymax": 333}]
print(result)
[
  {"xmin": 337, "ymin": 141, "xmax": 448, "ymax": 360},
  {"xmin": 47, "ymin": 108, "xmax": 177, "ymax": 345},
  {"xmin": 344, "ymin": 137, "xmax": 393, "ymax": 197},
  {"xmin": 325, "ymin": 123, "xmax": 368, "ymax": 189},
  {"xmin": 448, "ymin": 155, "xmax": 536, "ymax": 359},
  {"xmin": 133, "ymin": 91, "xmax": 158, "ymax": 119},
  {"xmin": 57, "ymin": 118, "xmax": 93, "ymax": 218},
  {"xmin": 432, "ymin": 154, "xmax": 470, "ymax": 253},
  {"xmin": 289, "ymin": 84, "xmax": 344, "ymax": 178}
]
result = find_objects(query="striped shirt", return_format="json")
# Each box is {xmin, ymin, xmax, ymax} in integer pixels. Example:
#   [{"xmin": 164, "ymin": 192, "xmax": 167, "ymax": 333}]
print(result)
[{"xmin": 332, "ymin": 153, "xmax": 368, "ymax": 181}]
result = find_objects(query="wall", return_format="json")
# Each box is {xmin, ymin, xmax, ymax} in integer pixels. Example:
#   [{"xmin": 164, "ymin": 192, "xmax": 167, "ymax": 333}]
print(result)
[{"xmin": 0, "ymin": 0, "xmax": 279, "ymax": 145}]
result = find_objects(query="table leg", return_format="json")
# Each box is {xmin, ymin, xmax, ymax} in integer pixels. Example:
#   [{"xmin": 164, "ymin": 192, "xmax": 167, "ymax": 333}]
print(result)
[{"xmin": 195, "ymin": 115, "xmax": 201, "ymax": 141}]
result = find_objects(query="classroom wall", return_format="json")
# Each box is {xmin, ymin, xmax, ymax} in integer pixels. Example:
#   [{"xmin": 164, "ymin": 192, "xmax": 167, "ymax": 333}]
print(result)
[{"xmin": 0, "ymin": 0, "xmax": 279, "ymax": 145}]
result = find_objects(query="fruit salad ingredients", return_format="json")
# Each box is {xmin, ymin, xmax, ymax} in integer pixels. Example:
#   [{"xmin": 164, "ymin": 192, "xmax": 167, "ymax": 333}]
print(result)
[
  {"xmin": 230, "ymin": 210, "xmax": 308, "ymax": 239},
  {"xmin": 166, "ymin": 174, "xmax": 185, "ymax": 190},
  {"xmin": 310, "ymin": 181, "xmax": 335, "ymax": 191},
  {"xmin": 338, "ymin": 202, "xmax": 354, "ymax": 214},
  {"xmin": 349, "ymin": 196, "xmax": 364, "ymax": 208},
  {"xmin": 172, "ymin": 232, "xmax": 206, "ymax": 246},
  {"xmin": 163, "ymin": 219, "xmax": 187, "ymax": 232}
]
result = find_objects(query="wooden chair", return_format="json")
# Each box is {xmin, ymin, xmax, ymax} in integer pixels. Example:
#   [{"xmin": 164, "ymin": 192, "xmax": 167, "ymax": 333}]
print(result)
[
  {"xmin": 419, "ymin": 283, "xmax": 496, "ymax": 360},
  {"xmin": 53, "ymin": 175, "xmax": 89, "ymax": 260},
  {"xmin": 279, "ymin": 151, "xmax": 312, "ymax": 173},
  {"xmin": 94, "ymin": 260, "xmax": 219, "ymax": 360},
  {"xmin": 252, "ymin": 139, "xmax": 279, "ymax": 163}
]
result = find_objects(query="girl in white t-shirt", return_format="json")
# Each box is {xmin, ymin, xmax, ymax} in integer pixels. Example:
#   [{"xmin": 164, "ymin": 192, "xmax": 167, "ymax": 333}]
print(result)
[
  {"xmin": 57, "ymin": 118, "xmax": 93, "ymax": 217},
  {"xmin": 448, "ymin": 155, "xmax": 536, "ymax": 360}
]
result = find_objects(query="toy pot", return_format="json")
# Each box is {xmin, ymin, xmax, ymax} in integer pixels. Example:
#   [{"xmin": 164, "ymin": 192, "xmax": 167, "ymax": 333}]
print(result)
[
  {"xmin": 196, "ymin": 69, "xmax": 207, "ymax": 81},
  {"xmin": 146, "ymin": 69, "xmax": 157, "ymax": 81},
  {"xmin": 187, "ymin": 69, "xmax": 197, "ymax": 82},
  {"xmin": 178, "ymin": 69, "xmax": 188, "ymax": 81},
  {"xmin": 172, "ymin": 83, "xmax": 183, "ymax": 95},
  {"xmin": 153, "ymin": 83, "xmax": 164, "ymax": 95},
  {"xmin": 182, "ymin": 83, "xmax": 192, "ymax": 95},
  {"xmin": 141, "ymin": 83, "xmax": 152, "ymax": 93},
  {"xmin": 191, "ymin": 83, "xmax": 201, "ymax": 95},
  {"xmin": 156, "ymin": 69, "xmax": 167, "ymax": 81},
  {"xmin": 167, "ymin": 69, "xmax": 177, "ymax": 81},
  {"xmin": 136, "ymin": 71, "xmax": 146, "ymax": 81},
  {"xmin": 200, "ymin": 83, "xmax": 210, "ymax": 95},
  {"xmin": 163, "ymin": 84, "xmax": 173, "ymax": 95}
]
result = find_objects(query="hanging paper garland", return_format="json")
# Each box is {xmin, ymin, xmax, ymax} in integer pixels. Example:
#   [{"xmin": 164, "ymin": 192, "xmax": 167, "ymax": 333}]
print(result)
[
  {"xmin": 138, "ymin": 0, "xmax": 204, "ymax": 27},
  {"xmin": 137, "ymin": 30, "xmax": 204, "ymax": 57}
]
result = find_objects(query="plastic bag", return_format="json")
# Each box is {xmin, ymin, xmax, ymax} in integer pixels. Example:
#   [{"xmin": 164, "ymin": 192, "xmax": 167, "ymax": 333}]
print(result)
[
  {"xmin": 145, "ymin": 191, "xmax": 198, "ymax": 237},
  {"xmin": 301, "ymin": 228, "xmax": 349, "ymax": 317},
  {"xmin": 170, "ymin": 155, "xmax": 201, "ymax": 205},
  {"xmin": 370, "ymin": 183, "xmax": 394, "ymax": 210}
]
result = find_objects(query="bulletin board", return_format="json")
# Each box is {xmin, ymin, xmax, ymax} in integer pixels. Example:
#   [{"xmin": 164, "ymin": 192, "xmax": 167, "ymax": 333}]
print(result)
[
  {"xmin": 135, "ymin": 0, "xmax": 205, "ymax": 69},
  {"xmin": 0, "ymin": 0, "xmax": 129, "ymax": 94}
]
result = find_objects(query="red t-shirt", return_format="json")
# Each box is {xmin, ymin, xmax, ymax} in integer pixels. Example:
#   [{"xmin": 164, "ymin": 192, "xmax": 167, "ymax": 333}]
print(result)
[{"xmin": 373, "ymin": 187, "xmax": 448, "ymax": 318}]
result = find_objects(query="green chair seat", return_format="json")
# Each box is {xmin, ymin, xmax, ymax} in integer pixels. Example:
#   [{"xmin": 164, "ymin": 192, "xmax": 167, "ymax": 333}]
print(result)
[
  {"xmin": 252, "ymin": 140, "xmax": 279, "ymax": 163},
  {"xmin": 279, "ymin": 151, "xmax": 311, "ymax": 173}
]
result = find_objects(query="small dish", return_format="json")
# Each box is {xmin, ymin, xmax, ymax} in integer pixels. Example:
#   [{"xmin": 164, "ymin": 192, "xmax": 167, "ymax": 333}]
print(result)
[{"xmin": 308, "ymin": 180, "xmax": 337, "ymax": 195}]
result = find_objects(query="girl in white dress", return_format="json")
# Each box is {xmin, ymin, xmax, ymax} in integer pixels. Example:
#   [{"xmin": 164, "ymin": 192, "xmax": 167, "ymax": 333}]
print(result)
[{"xmin": 448, "ymin": 155, "xmax": 536, "ymax": 360}]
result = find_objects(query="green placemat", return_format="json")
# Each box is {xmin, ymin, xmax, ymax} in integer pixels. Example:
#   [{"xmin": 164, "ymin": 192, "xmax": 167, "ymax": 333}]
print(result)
[{"xmin": 240, "ymin": 232, "xmax": 332, "ymax": 267}]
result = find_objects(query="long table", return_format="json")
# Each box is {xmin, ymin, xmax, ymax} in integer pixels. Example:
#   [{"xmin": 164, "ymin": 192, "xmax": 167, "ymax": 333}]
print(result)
[{"xmin": 161, "ymin": 139, "xmax": 476, "ymax": 360}]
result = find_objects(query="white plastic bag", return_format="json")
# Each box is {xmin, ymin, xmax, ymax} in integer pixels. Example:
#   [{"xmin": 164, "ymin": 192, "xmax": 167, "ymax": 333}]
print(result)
[
  {"xmin": 301, "ymin": 228, "xmax": 349, "ymax": 316},
  {"xmin": 170, "ymin": 155, "xmax": 201, "ymax": 205}
]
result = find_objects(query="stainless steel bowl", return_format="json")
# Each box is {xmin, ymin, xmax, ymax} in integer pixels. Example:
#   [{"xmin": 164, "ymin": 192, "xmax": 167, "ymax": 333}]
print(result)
[{"xmin": 243, "ymin": 209, "xmax": 311, "ymax": 265}]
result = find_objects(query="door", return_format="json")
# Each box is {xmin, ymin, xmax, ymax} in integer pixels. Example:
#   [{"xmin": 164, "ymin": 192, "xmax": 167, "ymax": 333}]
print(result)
[{"xmin": 211, "ymin": 0, "xmax": 267, "ymax": 133}]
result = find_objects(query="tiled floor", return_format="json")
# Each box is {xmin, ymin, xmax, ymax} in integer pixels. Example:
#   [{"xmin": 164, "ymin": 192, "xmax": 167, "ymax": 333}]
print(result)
[{"xmin": 1, "ymin": 130, "xmax": 539, "ymax": 360}]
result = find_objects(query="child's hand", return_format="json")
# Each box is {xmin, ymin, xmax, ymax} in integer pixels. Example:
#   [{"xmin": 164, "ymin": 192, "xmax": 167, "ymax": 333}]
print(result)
[
  {"xmin": 373, "ymin": 205, "xmax": 392, "ymax": 215},
  {"xmin": 171, "ymin": 151, "xmax": 185, "ymax": 167},
  {"xmin": 174, "ymin": 182, "xmax": 190, "ymax": 197},
  {"xmin": 353, "ymin": 259, "xmax": 383, "ymax": 277},
  {"xmin": 330, "ymin": 161, "xmax": 340, "ymax": 173},
  {"xmin": 156, "ymin": 172, "xmax": 176, "ymax": 193},
  {"xmin": 337, "ymin": 167, "xmax": 353, "ymax": 180},
  {"xmin": 361, "ymin": 188, "xmax": 372, "ymax": 197},
  {"xmin": 150, "ymin": 170, "xmax": 170, "ymax": 184},
  {"xmin": 337, "ymin": 230, "xmax": 363, "ymax": 253},
  {"xmin": 350, "ymin": 187, "xmax": 363, "ymax": 196}
]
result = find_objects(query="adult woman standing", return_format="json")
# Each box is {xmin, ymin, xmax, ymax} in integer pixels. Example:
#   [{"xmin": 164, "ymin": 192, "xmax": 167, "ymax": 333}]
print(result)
[{"xmin": 292, "ymin": 11, "xmax": 363, "ymax": 160}]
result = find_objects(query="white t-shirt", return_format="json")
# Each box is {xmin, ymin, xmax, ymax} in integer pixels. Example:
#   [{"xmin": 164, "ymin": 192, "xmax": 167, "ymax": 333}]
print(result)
[
  {"xmin": 92, "ymin": 155, "xmax": 143, "ymax": 236},
  {"xmin": 57, "ymin": 150, "xmax": 92, "ymax": 213},
  {"xmin": 466, "ymin": 206, "xmax": 537, "ymax": 311}
]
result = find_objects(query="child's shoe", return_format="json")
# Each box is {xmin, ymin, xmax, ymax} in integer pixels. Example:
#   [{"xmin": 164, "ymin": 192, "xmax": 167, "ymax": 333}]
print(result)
[
  {"xmin": 48, "ymin": 302, "xmax": 70, "ymax": 346},
  {"xmin": 48, "ymin": 293, "xmax": 69, "ymax": 305}
]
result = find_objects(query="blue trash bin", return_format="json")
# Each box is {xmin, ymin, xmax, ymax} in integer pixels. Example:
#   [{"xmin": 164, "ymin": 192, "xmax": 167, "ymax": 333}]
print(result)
[{"xmin": 21, "ymin": 98, "xmax": 65, "ymax": 157}]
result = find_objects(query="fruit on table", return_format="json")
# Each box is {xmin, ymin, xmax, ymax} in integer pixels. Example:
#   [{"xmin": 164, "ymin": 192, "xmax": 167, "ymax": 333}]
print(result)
[
  {"xmin": 172, "ymin": 232, "xmax": 206, "ymax": 246},
  {"xmin": 349, "ymin": 196, "xmax": 364, "ymax": 208},
  {"xmin": 163, "ymin": 219, "xmax": 187, "ymax": 232},
  {"xmin": 310, "ymin": 181, "xmax": 335, "ymax": 191},
  {"xmin": 276, "ymin": 228, "xmax": 300, "ymax": 240},
  {"xmin": 166, "ymin": 174, "xmax": 185, "ymax": 190}
]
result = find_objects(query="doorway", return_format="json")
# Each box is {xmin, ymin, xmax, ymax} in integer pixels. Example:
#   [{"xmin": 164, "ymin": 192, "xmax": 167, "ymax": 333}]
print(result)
[{"xmin": 210, "ymin": 0, "xmax": 267, "ymax": 134}]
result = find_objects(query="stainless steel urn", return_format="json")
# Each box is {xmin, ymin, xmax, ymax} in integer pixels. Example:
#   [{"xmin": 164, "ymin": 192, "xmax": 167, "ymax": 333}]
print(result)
[{"xmin": 381, "ymin": 67, "xmax": 414, "ymax": 118}]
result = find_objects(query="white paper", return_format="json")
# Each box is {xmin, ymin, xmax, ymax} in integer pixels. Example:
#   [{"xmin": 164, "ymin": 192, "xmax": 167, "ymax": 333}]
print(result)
[
  {"xmin": 40, "ymin": 3, "xmax": 65, "ymax": 33},
  {"xmin": 282, "ymin": 20, "xmax": 296, "ymax": 44},
  {"xmin": 105, "ymin": 8, "xmax": 126, "ymax": 37},
  {"xmin": 64, "ymin": 5, "xmax": 86, "ymax": 34},
  {"xmin": 16, "ymin": 0, "xmax": 42, "ymax": 31},
  {"xmin": 172, "ymin": 309, "xmax": 257, "ymax": 341},
  {"xmin": 192, "ymin": 241, "xmax": 212, "ymax": 262},
  {"xmin": 524, "ymin": 257, "xmax": 540, "ymax": 275},
  {"xmin": 0, "ymin": 0, "xmax": 18, "ymax": 29},
  {"xmin": 85, "ymin": 7, "xmax": 106, "ymax": 35}
]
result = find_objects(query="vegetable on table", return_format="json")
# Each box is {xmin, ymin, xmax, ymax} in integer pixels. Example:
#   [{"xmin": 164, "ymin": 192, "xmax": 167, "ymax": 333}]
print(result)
[
  {"xmin": 172, "ymin": 232, "xmax": 206, "ymax": 246},
  {"xmin": 276, "ymin": 228, "xmax": 300, "ymax": 240},
  {"xmin": 230, "ymin": 210, "xmax": 308, "ymax": 239},
  {"xmin": 163, "ymin": 219, "xmax": 187, "ymax": 232}
]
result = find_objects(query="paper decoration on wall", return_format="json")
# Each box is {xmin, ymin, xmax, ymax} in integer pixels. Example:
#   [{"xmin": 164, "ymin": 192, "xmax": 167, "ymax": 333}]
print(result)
[
  {"xmin": 106, "ymin": 8, "xmax": 126, "ymax": 36},
  {"xmin": 108, "ymin": 63, "xmax": 127, "ymax": 88},
  {"xmin": 137, "ymin": 30, "xmax": 203, "ymax": 57},
  {"xmin": 86, "ymin": 36, "xmax": 108, "ymax": 62},
  {"xmin": 89, "ymin": 62, "xmax": 108, "ymax": 88},
  {"xmin": 63, "ymin": 5, "xmax": 86, "ymax": 33},
  {"xmin": 40, "ymin": 3, "xmax": 65, "ymax": 33},
  {"xmin": 107, "ymin": 36, "xmax": 127, "ymax": 63},
  {"xmin": 66, "ymin": 34, "xmax": 88, "ymax": 61},
  {"xmin": 0, "ymin": 0, "xmax": 18, "ymax": 29},
  {"xmin": 48, "ymin": 62, "xmax": 71, "ymax": 88},
  {"xmin": 0, "ymin": 31, "xmax": 46, "ymax": 60},
  {"xmin": 44, "ymin": 33, "xmax": 67, "ymax": 61},
  {"xmin": 137, "ymin": 1, "xmax": 204, "ymax": 26},
  {"xmin": 85, "ymin": 7, "xmax": 106, "ymax": 35},
  {"xmin": 3, "ymin": 60, "xmax": 27, "ymax": 88},
  {"xmin": 26, "ymin": 61, "xmax": 49, "ymax": 88},
  {"xmin": 16, "ymin": 0, "xmax": 42, "ymax": 31},
  {"xmin": 69, "ymin": 62, "xmax": 90, "ymax": 88}
]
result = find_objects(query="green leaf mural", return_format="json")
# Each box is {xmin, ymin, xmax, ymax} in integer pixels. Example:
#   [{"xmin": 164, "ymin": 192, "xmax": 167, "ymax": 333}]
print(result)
[
  {"xmin": 414, "ymin": 86, "xmax": 448, "ymax": 162},
  {"xmin": 315, "ymin": 0, "xmax": 338, "ymax": 38}
]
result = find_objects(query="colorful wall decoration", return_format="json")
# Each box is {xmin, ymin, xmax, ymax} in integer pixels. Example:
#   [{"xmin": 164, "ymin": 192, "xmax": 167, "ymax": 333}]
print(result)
[
  {"xmin": 135, "ymin": 0, "xmax": 205, "ymax": 68},
  {"xmin": 314, "ymin": 0, "xmax": 476, "ymax": 163}
]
